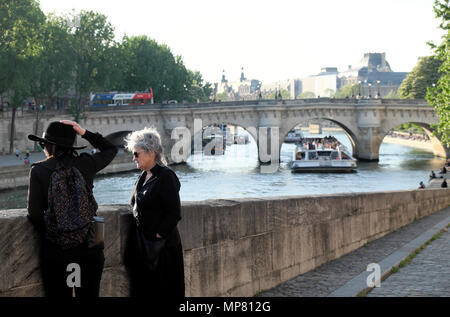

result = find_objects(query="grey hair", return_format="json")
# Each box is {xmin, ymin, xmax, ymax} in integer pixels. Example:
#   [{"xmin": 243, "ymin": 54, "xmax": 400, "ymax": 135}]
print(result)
[{"xmin": 124, "ymin": 127, "xmax": 167, "ymax": 166}]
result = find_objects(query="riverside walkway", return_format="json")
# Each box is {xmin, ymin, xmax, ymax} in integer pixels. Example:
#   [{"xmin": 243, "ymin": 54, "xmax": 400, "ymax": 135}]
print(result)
[
  {"xmin": 0, "ymin": 152, "xmax": 45, "ymax": 167},
  {"xmin": 260, "ymin": 205, "xmax": 450, "ymax": 297}
]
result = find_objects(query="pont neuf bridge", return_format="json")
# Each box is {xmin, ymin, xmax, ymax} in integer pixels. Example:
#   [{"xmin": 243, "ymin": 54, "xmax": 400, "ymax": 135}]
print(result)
[{"xmin": 2, "ymin": 98, "xmax": 449, "ymax": 161}]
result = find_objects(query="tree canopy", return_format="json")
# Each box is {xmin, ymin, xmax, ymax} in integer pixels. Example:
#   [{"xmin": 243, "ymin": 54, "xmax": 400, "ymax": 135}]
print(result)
[
  {"xmin": 426, "ymin": 0, "xmax": 450, "ymax": 146},
  {"xmin": 0, "ymin": 1, "xmax": 214, "ymax": 152},
  {"xmin": 398, "ymin": 55, "xmax": 442, "ymax": 99}
]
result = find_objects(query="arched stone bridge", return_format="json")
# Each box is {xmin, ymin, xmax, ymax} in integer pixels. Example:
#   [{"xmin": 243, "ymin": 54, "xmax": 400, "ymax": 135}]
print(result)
[{"xmin": 3, "ymin": 98, "xmax": 448, "ymax": 164}]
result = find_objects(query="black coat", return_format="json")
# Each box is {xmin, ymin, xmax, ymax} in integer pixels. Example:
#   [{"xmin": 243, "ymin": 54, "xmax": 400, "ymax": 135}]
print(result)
[
  {"xmin": 128, "ymin": 164, "xmax": 185, "ymax": 297},
  {"xmin": 27, "ymin": 130, "xmax": 118, "ymax": 258},
  {"xmin": 130, "ymin": 164, "xmax": 182, "ymax": 247}
]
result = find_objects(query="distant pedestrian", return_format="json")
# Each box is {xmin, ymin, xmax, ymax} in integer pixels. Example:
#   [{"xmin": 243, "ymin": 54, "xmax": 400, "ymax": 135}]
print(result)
[
  {"xmin": 419, "ymin": 181, "xmax": 425, "ymax": 189},
  {"xmin": 15, "ymin": 148, "xmax": 20, "ymax": 159},
  {"xmin": 442, "ymin": 179, "xmax": 448, "ymax": 188}
]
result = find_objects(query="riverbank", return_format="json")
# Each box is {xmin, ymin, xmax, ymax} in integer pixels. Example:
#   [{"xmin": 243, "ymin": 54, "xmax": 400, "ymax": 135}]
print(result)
[
  {"xmin": 0, "ymin": 152, "xmax": 137, "ymax": 191},
  {"xmin": 382, "ymin": 135, "xmax": 434, "ymax": 152}
]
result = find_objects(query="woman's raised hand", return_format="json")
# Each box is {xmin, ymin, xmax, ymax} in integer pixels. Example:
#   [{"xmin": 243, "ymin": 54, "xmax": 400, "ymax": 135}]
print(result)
[{"xmin": 60, "ymin": 120, "xmax": 86, "ymax": 136}]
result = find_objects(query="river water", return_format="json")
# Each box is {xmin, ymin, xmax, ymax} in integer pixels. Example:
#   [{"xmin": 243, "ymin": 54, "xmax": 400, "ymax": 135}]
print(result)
[{"xmin": 0, "ymin": 131, "xmax": 445, "ymax": 210}]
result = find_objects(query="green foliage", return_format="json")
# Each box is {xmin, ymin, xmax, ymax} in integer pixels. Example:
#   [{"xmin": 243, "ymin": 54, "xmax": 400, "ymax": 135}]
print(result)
[
  {"xmin": 71, "ymin": 11, "xmax": 116, "ymax": 99},
  {"xmin": 396, "ymin": 123, "xmax": 424, "ymax": 134},
  {"xmin": 31, "ymin": 14, "xmax": 76, "ymax": 103},
  {"xmin": 385, "ymin": 90, "xmax": 399, "ymax": 99},
  {"xmin": 0, "ymin": 1, "xmax": 219, "ymax": 142},
  {"xmin": 334, "ymin": 84, "xmax": 357, "ymax": 98},
  {"xmin": 398, "ymin": 56, "xmax": 442, "ymax": 99},
  {"xmin": 215, "ymin": 91, "xmax": 230, "ymax": 102},
  {"xmin": 0, "ymin": 0, "xmax": 46, "ymax": 153},
  {"xmin": 426, "ymin": 0, "xmax": 450, "ymax": 146},
  {"xmin": 267, "ymin": 89, "xmax": 289, "ymax": 100},
  {"xmin": 297, "ymin": 91, "xmax": 315, "ymax": 98}
]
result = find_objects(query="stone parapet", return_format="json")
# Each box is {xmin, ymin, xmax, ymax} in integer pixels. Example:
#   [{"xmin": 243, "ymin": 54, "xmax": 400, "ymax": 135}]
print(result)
[{"xmin": 0, "ymin": 189, "xmax": 449, "ymax": 296}]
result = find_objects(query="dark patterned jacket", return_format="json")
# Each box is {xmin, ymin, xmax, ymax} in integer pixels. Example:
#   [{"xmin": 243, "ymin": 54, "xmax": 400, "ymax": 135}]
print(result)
[{"xmin": 27, "ymin": 130, "xmax": 117, "ymax": 257}]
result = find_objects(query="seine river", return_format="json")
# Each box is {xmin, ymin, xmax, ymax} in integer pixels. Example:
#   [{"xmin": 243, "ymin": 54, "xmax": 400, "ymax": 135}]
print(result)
[{"xmin": 0, "ymin": 131, "xmax": 445, "ymax": 210}]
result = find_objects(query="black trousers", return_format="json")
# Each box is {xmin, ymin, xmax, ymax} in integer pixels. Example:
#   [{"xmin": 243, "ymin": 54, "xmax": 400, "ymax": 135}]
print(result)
[
  {"xmin": 40, "ymin": 249, "xmax": 105, "ymax": 297},
  {"xmin": 127, "ymin": 243, "xmax": 185, "ymax": 298}
]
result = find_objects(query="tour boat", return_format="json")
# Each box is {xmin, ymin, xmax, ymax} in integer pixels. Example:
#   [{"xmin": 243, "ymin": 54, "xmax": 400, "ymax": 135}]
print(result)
[{"xmin": 289, "ymin": 137, "xmax": 357, "ymax": 173}]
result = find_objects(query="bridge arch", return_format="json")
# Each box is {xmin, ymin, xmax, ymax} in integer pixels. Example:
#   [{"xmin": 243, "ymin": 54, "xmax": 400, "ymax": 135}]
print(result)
[
  {"xmin": 187, "ymin": 121, "xmax": 258, "ymax": 163},
  {"xmin": 381, "ymin": 121, "xmax": 450, "ymax": 158},
  {"xmin": 281, "ymin": 117, "xmax": 360, "ymax": 157}
]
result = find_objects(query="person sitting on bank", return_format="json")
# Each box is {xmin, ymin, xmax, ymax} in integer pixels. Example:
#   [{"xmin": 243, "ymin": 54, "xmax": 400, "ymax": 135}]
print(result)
[
  {"xmin": 419, "ymin": 181, "xmax": 425, "ymax": 189},
  {"xmin": 442, "ymin": 179, "xmax": 448, "ymax": 188},
  {"xmin": 429, "ymin": 170, "xmax": 436, "ymax": 179},
  {"xmin": 441, "ymin": 166, "xmax": 447, "ymax": 174}
]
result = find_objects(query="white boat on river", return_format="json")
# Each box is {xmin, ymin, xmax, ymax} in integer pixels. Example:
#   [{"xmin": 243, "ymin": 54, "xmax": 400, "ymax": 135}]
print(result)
[
  {"xmin": 289, "ymin": 137, "xmax": 357, "ymax": 173},
  {"xmin": 284, "ymin": 129, "xmax": 303, "ymax": 143}
]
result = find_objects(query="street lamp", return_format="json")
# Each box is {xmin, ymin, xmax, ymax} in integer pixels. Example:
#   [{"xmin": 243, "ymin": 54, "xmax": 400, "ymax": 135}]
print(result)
[
  {"xmin": 368, "ymin": 83, "xmax": 372, "ymax": 98},
  {"xmin": 162, "ymin": 84, "xmax": 166, "ymax": 103},
  {"xmin": 376, "ymin": 80, "xmax": 381, "ymax": 98},
  {"xmin": 183, "ymin": 84, "xmax": 187, "ymax": 103},
  {"xmin": 358, "ymin": 80, "xmax": 362, "ymax": 98}
]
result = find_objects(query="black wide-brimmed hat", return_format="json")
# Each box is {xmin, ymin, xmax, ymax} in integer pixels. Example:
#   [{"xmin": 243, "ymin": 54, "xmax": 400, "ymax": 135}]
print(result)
[{"xmin": 28, "ymin": 121, "xmax": 86, "ymax": 150}]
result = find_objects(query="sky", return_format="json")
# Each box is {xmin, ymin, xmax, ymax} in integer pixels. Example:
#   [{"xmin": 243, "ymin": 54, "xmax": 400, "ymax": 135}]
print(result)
[{"xmin": 38, "ymin": 0, "xmax": 445, "ymax": 84}]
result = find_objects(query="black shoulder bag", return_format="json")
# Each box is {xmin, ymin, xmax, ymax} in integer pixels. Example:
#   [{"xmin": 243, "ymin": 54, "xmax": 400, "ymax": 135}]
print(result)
[{"xmin": 135, "ymin": 227, "xmax": 166, "ymax": 271}]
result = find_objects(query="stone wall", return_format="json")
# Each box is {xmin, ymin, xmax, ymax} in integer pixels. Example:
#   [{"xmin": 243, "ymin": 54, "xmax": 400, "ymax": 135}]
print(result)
[{"xmin": 1, "ymin": 188, "xmax": 449, "ymax": 297}]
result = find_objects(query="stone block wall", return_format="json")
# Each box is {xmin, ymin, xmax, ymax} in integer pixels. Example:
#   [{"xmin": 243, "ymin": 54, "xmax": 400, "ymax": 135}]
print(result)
[{"xmin": 0, "ymin": 188, "xmax": 449, "ymax": 296}]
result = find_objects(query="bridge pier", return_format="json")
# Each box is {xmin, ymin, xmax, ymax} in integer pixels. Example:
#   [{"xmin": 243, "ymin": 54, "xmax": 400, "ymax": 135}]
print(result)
[{"xmin": 353, "ymin": 127, "xmax": 383, "ymax": 161}]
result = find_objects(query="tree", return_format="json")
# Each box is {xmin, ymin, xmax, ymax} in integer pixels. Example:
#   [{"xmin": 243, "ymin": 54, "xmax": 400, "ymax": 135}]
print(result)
[
  {"xmin": 215, "ymin": 91, "xmax": 230, "ymax": 101},
  {"xmin": 31, "ymin": 14, "xmax": 76, "ymax": 109},
  {"xmin": 334, "ymin": 83, "xmax": 360, "ymax": 98},
  {"xmin": 398, "ymin": 55, "xmax": 442, "ymax": 99},
  {"xmin": 385, "ymin": 90, "xmax": 399, "ymax": 99},
  {"xmin": 118, "ymin": 36, "xmax": 193, "ymax": 103},
  {"xmin": 186, "ymin": 70, "xmax": 213, "ymax": 102},
  {"xmin": 268, "ymin": 89, "xmax": 290, "ymax": 100},
  {"xmin": 297, "ymin": 91, "xmax": 315, "ymax": 98},
  {"xmin": 0, "ymin": 0, "xmax": 45, "ymax": 153},
  {"xmin": 71, "ymin": 11, "xmax": 116, "ymax": 121},
  {"xmin": 426, "ymin": 0, "xmax": 450, "ymax": 146}
]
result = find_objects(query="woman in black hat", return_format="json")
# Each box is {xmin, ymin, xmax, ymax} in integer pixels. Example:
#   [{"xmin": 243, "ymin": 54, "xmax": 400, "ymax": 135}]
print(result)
[{"xmin": 27, "ymin": 120, "xmax": 117, "ymax": 297}]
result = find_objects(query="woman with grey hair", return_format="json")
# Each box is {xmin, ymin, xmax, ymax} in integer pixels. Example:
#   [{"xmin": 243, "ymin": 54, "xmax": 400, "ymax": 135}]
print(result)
[{"xmin": 124, "ymin": 127, "xmax": 185, "ymax": 297}]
